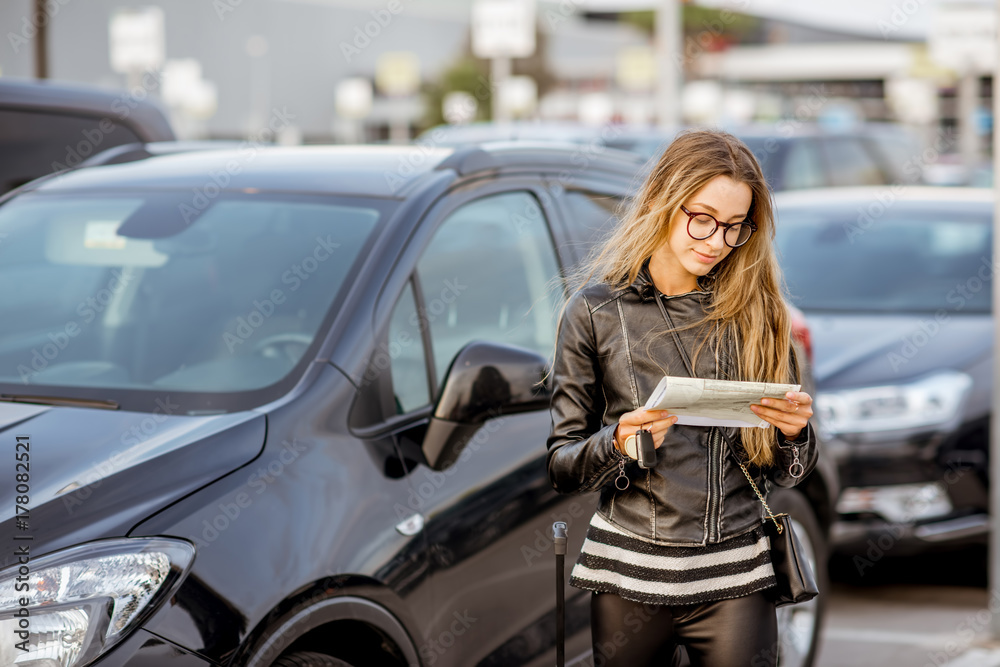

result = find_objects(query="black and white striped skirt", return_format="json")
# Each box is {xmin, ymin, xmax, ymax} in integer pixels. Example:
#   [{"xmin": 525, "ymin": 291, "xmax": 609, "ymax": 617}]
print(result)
[{"xmin": 569, "ymin": 511, "xmax": 776, "ymax": 606}]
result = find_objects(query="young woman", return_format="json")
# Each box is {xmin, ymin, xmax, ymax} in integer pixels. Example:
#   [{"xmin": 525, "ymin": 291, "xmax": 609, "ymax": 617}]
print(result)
[{"xmin": 546, "ymin": 129, "xmax": 818, "ymax": 666}]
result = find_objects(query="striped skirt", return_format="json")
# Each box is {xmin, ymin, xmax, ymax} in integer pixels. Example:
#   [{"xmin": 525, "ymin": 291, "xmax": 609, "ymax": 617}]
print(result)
[{"xmin": 569, "ymin": 511, "xmax": 776, "ymax": 606}]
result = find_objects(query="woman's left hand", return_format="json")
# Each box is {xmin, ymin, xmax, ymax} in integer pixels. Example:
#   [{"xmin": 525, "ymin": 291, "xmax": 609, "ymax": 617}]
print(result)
[{"xmin": 750, "ymin": 391, "xmax": 813, "ymax": 440}]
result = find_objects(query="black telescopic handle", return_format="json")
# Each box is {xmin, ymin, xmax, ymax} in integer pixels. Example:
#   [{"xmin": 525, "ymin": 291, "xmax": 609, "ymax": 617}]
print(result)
[
  {"xmin": 553, "ymin": 521, "xmax": 567, "ymax": 555},
  {"xmin": 552, "ymin": 521, "xmax": 567, "ymax": 667}
]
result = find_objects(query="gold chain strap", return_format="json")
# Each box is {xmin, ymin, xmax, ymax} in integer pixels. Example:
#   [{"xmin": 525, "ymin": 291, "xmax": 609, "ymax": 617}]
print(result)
[{"xmin": 735, "ymin": 459, "xmax": 783, "ymax": 534}]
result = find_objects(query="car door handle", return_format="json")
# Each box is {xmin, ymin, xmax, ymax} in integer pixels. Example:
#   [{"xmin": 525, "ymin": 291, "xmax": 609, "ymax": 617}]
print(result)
[{"xmin": 395, "ymin": 513, "xmax": 424, "ymax": 536}]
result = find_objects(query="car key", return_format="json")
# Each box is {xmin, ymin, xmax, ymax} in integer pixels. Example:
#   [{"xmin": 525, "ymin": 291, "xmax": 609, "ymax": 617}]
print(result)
[{"xmin": 636, "ymin": 427, "xmax": 656, "ymax": 469}]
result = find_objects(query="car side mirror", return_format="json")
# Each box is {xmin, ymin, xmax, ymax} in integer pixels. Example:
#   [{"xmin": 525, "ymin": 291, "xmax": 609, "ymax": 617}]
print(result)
[{"xmin": 422, "ymin": 341, "xmax": 550, "ymax": 471}]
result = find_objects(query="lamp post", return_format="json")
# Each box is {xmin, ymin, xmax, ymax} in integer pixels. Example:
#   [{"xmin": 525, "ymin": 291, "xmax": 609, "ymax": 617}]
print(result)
[
  {"xmin": 109, "ymin": 6, "xmax": 165, "ymax": 92},
  {"xmin": 334, "ymin": 78, "xmax": 373, "ymax": 144},
  {"xmin": 929, "ymin": 1, "xmax": 994, "ymax": 176},
  {"xmin": 33, "ymin": 0, "xmax": 48, "ymax": 79},
  {"xmin": 655, "ymin": 0, "xmax": 681, "ymax": 128},
  {"xmin": 472, "ymin": 0, "xmax": 536, "ymax": 124},
  {"xmin": 376, "ymin": 51, "xmax": 420, "ymax": 144},
  {"xmin": 991, "ymin": 0, "xmax": 1000, "ymax": 637}
]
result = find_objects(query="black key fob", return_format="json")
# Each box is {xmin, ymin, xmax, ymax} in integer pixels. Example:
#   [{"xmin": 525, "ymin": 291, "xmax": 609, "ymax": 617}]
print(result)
[{"xmin": 636, "ymin": 428, "xmax": 656, "ymax": 469}]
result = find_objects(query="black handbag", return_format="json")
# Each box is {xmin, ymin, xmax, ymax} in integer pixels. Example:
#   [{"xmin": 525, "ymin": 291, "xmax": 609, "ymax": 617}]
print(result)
[
  {"xmin": 653, "ymin": 292, "xmax": 819, "ymax": 608},
  {"xmin": 718, "ymin": 428, "xmax": 820, "ymax": 608}
]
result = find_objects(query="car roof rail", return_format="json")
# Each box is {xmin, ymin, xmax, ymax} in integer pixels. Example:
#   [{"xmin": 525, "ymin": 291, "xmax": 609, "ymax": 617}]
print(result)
[
  {"xmin": 434, "ymin": 147, "xmax": 497, "ymax": 176},
  {"xmin": 81, "ymin": 142, "xmax": 153, "ymax": 167},
  {"xmin": 81, "ymin": 140, "xmax": 250, "ymax": 168},
  {"xmin": 434, "ymin": 141, "xmax": 645, "ymax": 177}
]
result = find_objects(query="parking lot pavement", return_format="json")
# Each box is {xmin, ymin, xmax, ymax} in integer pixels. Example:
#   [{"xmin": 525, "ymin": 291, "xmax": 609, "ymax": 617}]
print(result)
[
  {"xmin": 816, "ymin": 547, "xmax": 1000, "ymax": 667},
  {"xmin": 816, "ymin": 583, "xmax": 1000, "ymax": 666}
]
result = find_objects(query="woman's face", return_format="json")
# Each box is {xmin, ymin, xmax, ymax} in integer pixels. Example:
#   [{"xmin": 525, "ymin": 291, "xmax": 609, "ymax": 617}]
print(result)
[{"xmin": 659, "ymin": 174, "xmax": 753, "ymax": 281}]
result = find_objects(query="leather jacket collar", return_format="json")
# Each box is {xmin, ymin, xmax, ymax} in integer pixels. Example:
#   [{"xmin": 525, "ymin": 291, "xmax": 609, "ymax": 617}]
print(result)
[{"xmin": 627, "ymin": 259, "xmax": 717, "ymax": 302}]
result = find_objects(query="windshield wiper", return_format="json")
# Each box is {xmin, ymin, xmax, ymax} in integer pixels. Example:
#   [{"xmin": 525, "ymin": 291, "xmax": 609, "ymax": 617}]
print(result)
[{"xmin": 0, "ymin": 394, "xmax": 120, "ymax": 410}]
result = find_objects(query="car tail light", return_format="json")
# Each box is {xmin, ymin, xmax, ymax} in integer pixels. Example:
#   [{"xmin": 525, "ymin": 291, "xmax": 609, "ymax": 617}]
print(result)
[{"xmin": 788, "ymin": 304, "xmax": 812, "ymax": 364}]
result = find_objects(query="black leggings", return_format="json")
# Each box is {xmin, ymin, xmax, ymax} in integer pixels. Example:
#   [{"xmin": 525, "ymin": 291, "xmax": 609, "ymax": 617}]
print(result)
[{"xmin": 589, "ymin": 590, "xmax": 778, "ymax": 667}]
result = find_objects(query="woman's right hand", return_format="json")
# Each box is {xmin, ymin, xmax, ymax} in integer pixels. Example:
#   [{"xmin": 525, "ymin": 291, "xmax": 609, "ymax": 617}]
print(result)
[{"xmin": 614, "ymin": 409, "xmax": 678, "ymax": 455}]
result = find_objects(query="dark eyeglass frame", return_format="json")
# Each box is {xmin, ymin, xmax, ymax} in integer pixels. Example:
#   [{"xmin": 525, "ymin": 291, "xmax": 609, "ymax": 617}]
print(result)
[{"xmin": 680, "ymin": 205, "xmax": 757, "ymax": 248}]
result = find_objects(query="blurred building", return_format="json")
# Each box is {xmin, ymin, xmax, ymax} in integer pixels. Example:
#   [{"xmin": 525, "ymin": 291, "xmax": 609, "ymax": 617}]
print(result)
[
  {"xmin": 0, "ymin": 0, "xmax": 993, "ymax": 159},
  {"xmin": 0, "ymin": 0, "xmax": 648, "ymax": 142}
]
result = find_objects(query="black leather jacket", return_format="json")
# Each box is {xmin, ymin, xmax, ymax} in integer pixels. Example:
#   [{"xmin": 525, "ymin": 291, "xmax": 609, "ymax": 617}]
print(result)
[{"xmin": 546, "ymin": 262, "xmax": 818, "ymax": 546}]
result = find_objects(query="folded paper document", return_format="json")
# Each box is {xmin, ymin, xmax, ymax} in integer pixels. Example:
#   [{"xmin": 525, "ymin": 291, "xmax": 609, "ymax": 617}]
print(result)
[{"xmin": 643, "ymin": 376, "xmax": 800, "ymax": 428}]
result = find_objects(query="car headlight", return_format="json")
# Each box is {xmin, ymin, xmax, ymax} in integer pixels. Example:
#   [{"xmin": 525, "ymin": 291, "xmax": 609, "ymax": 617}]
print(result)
[
  {"xmin": 816, "ymin": 370, "xmax": 972, "ymax": 437},
  {"xmin": 0, "ymin": 538, "xmax": 194, "ymax": 667}
]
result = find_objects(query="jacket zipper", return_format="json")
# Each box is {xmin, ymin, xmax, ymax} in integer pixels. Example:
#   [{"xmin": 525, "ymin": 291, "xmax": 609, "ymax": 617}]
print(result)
[{"xmin": 707, "ymin": 426, "xmax": 722, "ymax": 543}]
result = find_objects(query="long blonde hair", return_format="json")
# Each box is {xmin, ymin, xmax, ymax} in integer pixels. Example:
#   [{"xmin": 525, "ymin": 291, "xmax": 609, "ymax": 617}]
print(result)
[{"xmin": 560, "ymin": 128, "xmax": 794, "ymax": 467}]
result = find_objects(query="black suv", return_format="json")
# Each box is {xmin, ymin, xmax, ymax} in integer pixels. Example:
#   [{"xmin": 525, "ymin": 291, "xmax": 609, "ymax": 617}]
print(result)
[
  {"xmin": 0, "ymin": 139, "xmax": 836, "ymax": 667},
  {"xmin": 0, "ymin": 77, "xmax": 176, "ymax": 195}
]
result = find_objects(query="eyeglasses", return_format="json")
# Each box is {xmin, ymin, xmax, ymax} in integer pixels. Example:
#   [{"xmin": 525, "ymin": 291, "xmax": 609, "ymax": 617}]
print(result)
[{"xmin": 680, "ymin": 205, "xmax": 757, "ymax": 248}]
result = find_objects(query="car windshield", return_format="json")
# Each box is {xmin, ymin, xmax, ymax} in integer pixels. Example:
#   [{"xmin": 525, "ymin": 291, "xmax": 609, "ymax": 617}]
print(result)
[
  {"xmin": 0, "ymin": 189, "xmax": 391, "ymax": 412},
  {"xmin": 775, "ymin": 204, "xmax": 992, "ymax": 313}
]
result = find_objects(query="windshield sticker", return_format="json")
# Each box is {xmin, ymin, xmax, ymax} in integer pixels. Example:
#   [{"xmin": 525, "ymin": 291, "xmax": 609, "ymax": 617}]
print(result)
[{"xmin": 83, "ymin": 221, "xmax": 127, "ymax": 249}]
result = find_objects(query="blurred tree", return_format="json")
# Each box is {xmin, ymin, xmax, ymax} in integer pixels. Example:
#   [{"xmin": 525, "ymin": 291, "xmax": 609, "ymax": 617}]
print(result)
[
  {"xmin": 621, "ymin": 7, "xmax": 762, "ymax": 48},
  {"xmin": 419, "ymin": 25, "xmax": 556, "ymax": 131},
  {"xmin": 420, "ymin": 54, "xmax": 491, "ymax": 130}
]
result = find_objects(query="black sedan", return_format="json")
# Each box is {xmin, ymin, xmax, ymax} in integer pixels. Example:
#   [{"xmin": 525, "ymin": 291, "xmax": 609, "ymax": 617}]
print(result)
[
  {"xmin": 0, "ymin": 140, "xmax": 834, "ymax": 667},
  {"xmin": 773, "ymin": 186, "xmax": 991, "ymax": 562}
]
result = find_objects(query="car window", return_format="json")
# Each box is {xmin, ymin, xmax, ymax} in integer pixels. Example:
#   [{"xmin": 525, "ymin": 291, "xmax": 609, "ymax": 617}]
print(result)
[
  {"xmin": 822, "ymin": 138, "xmax": 888, "ymax": 187},
  {"xmin": 0, "ymin": 109, "xmax": 143, "ymax": 194},
  {"xmin": 562, "ymin": 190, "xmax": 623, "ymax": 256},
  {"xmin": 416, "ymin": 190, "xmax": 564, "ymax": 383},
  {"xmin": 388, "ymin": 279, "xmax": 431, "ymax": 414},
  {"xmin": 782, "ymin": 140, "xmax": 825, "ymax": 190},
  {"xmin": 776, "ymin": 206, "xmax": 991, "ymax": 312}
]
